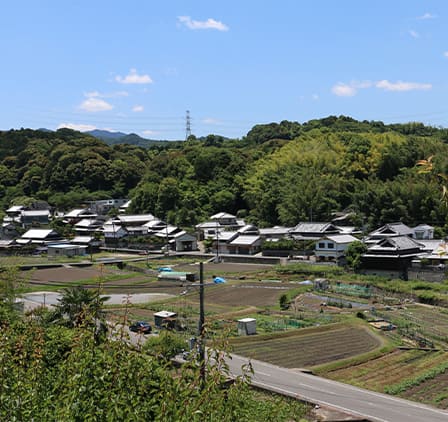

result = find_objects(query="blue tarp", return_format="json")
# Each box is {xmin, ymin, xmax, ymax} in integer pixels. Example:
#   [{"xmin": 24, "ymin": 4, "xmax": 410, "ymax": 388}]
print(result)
[
  {"xmin": 213, "ymin": 276, "xmax": 226, "ymax": 284},
  {"xmin": 158, "ymin": 267, "xmax": 173, "ymax": 272}
]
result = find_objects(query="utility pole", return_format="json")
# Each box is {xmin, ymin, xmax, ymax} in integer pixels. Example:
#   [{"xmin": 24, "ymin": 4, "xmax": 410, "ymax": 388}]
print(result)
[
  {"xmin": 215, "ymin": 220, "xmax": 219, "ymax": 263},
  {"xmin": 198, "ymin": 262, "xmax": 205, "ymax": 387},
  {"xmin": 165, "ymin": 215, "xmax": 169, "ymax": 256},
  {"xmin": 185, "ymin": 110, "xmax": 192, "ymax": 140}
]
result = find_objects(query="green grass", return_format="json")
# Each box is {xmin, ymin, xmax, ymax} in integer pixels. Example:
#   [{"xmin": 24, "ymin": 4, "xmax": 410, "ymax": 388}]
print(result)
[
  {"xmin": 313, "ymin": 342, "xmax": 396, "ymax": 375},
  {"xmin": 384, "ymin": 361, "xmax": 448, "ymax": 395}
]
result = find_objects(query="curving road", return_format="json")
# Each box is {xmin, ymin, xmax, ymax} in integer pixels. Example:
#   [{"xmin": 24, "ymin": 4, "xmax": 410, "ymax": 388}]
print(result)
[{"xmin": 227, "ymin": 354, "xmax": 448, "ymax": 422}]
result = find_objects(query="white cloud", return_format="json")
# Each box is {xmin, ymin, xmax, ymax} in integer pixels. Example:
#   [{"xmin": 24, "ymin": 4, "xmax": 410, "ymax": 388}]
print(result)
[
  {"xmin": 132, "ymin": 105, "xmax": 144, "ymax": 112},
  {"xmin": 332, "ymin": 83, "xmax": 357, "ymax": 97},
  {"xmin": 417, "ymin": 12, "xmax": 436, "ymax": 20},
  {"xmin": 443, "ymin": 51, "xmax": 448, "ymax": 58},
  {"xmin": 79, "ymin": 97, "xmax": 113, "ymax": 112},
  {"xmin": 57, "ymin": 123, "xmax": 97, "ymax": 132},
  {"xmin": 332, "ymin": 79, "xmax": 431, "ymax": 96},
  {"xmin": 375, "ymin": 80, "xmax": 432, "ymax": 91},
  {"xmin": 115, "ymin": 69, "xmax": 153, "ymax": 84},
  {"xmin": 203, "ymin": 117, "xmax": 222, "ymax": 125},
  {"xmin": 312, "ymin": 94, "xmax": 319, "ymax": 101},
  {"xmin": 85, "ymin": 90, "xmax": 128, "ymax": 98},
  {"xmin": 178, "ymin": 16, "xmax": 229, "ymax": 31},
  {"xmin": 331, "ymin": 81, "xmax": 372, "ymax": 97},
  {"xmin": 409, "ymin": 30, "xmax": 419, "ymax": 39}
]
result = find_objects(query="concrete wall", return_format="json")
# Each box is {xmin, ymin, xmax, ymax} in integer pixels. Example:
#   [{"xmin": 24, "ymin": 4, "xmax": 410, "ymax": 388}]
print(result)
[{"xmin": 408, "ymin": 269, "xmax": 445, "ymax": 282}]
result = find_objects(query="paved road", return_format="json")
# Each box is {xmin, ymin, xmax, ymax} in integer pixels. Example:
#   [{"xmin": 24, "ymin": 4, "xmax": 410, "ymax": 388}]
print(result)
[
  {"xmin": 227, "ymin": 354, "xmax": 448, "ymax": 422},
  {"xmin": 22, "ymin": 291, "xmax": 174, "ymax": 311}
]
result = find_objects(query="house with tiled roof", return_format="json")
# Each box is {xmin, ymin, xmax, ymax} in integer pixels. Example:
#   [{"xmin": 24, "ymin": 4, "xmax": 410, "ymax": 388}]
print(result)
[
  {"xmin": 290, "ymin": 222, "xmax": 340, "ymax": 240},
  {"xmin": 362, "ymin": 235, "xmax": 426, "ymax": 279}
]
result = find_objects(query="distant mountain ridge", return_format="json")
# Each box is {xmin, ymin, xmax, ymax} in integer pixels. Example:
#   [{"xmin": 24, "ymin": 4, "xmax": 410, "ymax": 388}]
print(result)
[
  {"xmin": 87, "ymin": 129, "xmax": 128, "ymax": 140},
  {"xmin": 85, "ymin": 129, "xmax": 171, "ymax": 146}
]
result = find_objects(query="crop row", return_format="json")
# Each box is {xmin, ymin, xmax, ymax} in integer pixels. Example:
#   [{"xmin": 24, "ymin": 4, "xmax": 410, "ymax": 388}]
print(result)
[
  {"xmin": 326, "ymin": 350, "xmax": 448, "ymax": 391},
  {"xmin": 232, "ymin": 327, "xmax": 380, "ymax": 368}
]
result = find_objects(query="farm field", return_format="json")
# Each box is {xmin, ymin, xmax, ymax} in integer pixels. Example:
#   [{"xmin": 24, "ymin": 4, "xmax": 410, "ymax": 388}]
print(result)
[
  {"xmin": 321, "ymin": 349, "xmax": 448, "ymax": 408},
  {"xmin": 188, "ymin": 282, "xmax": 294, "ymax": 308},
  {"xmin": 17, "ymin": 258, "xmax": 448, "ymax": 409},
  {"xmin": 231, "ymin": 324, "xmax": 382, "ymax": 368},
  {"xmin": 377, "ymin": 304, "xmax": 448, "ymax": 347},
  {"xmin": 401, "ymin": 370, "xmax": 448, "ymax": 408}
]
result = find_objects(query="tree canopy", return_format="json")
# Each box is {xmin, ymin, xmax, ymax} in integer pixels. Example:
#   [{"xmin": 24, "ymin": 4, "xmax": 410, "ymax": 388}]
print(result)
[{"xmin": 1, "ymin": 117, "xmax": 448, "ymax": 231}]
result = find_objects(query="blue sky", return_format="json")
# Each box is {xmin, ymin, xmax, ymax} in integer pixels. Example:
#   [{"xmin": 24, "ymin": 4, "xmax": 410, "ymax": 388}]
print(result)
[{"xmin": 2, "ymin": 1, "xmax": 448, "ymax": 140}]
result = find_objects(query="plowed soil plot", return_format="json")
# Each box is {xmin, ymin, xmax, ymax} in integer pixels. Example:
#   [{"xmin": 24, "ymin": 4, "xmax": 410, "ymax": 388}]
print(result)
[
  {"xmin": 402, "ymin": 371, "xmax": 448, "ymax": 408},
  {"xmin": 232, "ymin": 326, "xmax": 381, "ymax": 368},
  {"xmin": 28, "ymin": 266, "xmax": 114, "ymax": 283},
  {"xmin": 175, "ymin": 262, "xmax": 273, "ymax": 274},
  {"xmin": 28, "ymin": 267, "xmax": 186, "ymax": 294},
  {"xmin": 197, "ymin": 284, "xmax": 290, "ymax": 307},
  {"xmin": 324, "ymin": 349, "xmax": 448, "ymax": 393}
]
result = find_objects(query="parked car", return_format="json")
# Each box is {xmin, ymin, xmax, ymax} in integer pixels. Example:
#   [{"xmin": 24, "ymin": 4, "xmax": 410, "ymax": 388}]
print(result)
[{"xmin": 129, "ymin": 321, "xmax": 152, "ymax": 334}]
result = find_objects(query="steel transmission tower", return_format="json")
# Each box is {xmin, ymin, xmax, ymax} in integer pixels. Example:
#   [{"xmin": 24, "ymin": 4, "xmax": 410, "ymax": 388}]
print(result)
[{"xmin": 185, "ymin": 110, "xmax": 192, "ymax": 140}]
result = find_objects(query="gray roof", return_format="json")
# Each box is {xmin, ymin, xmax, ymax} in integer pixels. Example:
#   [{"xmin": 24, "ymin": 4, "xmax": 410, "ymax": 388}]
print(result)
[
  {"xmin": 325, "ymin": 234, "xmax": 358, "ymax": 244},
  {"xmin": 210, "ymin": 212, "xmax": 236, "ymax": 220},
  {"xmin": 71, "ymin": 236, "xmax": 94, "ymax": 244},
  {"xmin": 229, "ymin": 235, "xmax": 261, "ymax": 246},
  {"xmin": 74, "ymin": 219, "xmax": 102, "ymax": 228},
  {"xmin": 21, "ymin": 210, "xmax": 50, "ymax": 217},
  {"xmin": 173, "ymin": 231, "xmax": 196, "ymax": 240},
  {"xmin": 103, "ymin": 224, "xmax": 125, "ymax": 234},
  {"xmin": 143, "ymin": 219, "xmax": 164, "ymax": 228},
  {"xmin": 413, "ymin": 224, "xmax": 434, "ymax": 231},
  {"xmin": 335, "ymin": 226, "xmax": 361, "ymax": 235},
  {"xmin": 237, "ymin": 224, "xmax": 259, "ymax": 234},
  {"xmin": 0, "ymin": 240, "xmax": 16, "ymax": 247},
  {"xmin": 368, "ymin": 236, "xmax": 424, "ymax": 252},
  {"xmin": 114, "ymin": 214, "xmax": 155, "ymax": 224},
  {"xmin": 64, "ymin": 209, "xmax": 96, "ymax": 218},
  {"xmin": 21, "ymin": 229, "xmax": 59, "ymax": 239},
  {"xmin": 259, "ymin": 226, "xmax": 292, "ymax": 235},
  {"xmin": 195, "ymin": 221, "xmax": 224, "ymax": 229},
  {"xmin": 369, "ymin": 222, "xmax": 413, "ymax": 237},
  {"xmin": 216, "ymin": 231, "xmax": 238, "ymax": 241},
  {"xmin": 6, "ymin": 205, "xmax": 24, "ymax": 213},
  {"xmin": 292, "ymin": 222, "xmax": 338, "ymax": 233}
]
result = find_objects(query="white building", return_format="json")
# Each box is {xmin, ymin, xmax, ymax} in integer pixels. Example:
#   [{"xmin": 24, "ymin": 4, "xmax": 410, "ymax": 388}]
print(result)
[{"xmin": 315, "ymin": 234, "xmax": 358, "ymax": 262}]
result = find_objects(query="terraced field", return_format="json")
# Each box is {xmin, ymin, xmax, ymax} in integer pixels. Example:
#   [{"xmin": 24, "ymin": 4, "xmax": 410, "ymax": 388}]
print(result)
[
  {"xmin": 402, "ymin": 370, "xmax": 448, "ymax": 408},
  {"xmin": 379, "ymin": 305, "xmax": 448, "ymax": 346},
  {"xmin": 231, "ymin": 324, "xmax": 381, "ymax": 368},
  {"xmin": 324, "ymin": 349, "xmax": 448, "ymax": 395}
]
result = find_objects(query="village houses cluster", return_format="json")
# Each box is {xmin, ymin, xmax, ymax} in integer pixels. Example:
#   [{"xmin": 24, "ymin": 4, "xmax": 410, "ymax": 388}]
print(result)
[{"xmin": 0, "ymin": 198, "xmax": 447, "ymax": 279}]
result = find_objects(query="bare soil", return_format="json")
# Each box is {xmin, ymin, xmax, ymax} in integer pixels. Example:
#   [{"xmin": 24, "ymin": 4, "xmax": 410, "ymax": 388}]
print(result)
[{"xmin": 232, "ymin": 325, "xmax": 381, "ymax": 369}]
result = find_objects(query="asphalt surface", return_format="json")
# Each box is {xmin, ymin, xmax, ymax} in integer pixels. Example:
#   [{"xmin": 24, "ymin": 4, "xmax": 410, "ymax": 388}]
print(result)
[
  {"xmin": 22, "ymin": 291, "xmax": 175, "ymax": 310},
  {"xmin": 227, "ymin": 354, "xmax": 448, "ymax": 422}
]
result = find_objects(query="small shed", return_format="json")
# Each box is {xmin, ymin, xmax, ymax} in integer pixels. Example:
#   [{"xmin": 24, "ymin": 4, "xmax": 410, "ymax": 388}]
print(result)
[
  {"xmin": 237, "ymin": 318, "xmax": 256, "ymax": 336},
  {"xmin": 158, "ymin": 271, "xmax": 196, "ymax": 282},
  {"xmin": 154, "ymin": 310, "xmax": 177, "ymax": 329},
  {"xmin": 47, "ymin": 244, "xmax": 87, "ymax": 257}
]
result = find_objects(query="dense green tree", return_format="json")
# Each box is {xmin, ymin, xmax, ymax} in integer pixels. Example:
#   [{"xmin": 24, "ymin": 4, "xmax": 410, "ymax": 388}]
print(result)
[
  {"xmin": 345, "ymin": 241, "xmax": 368, "ymax": 271},
  {"xmin": 50, "ymin": 286, "xmax": 108, "ymax": 329}
]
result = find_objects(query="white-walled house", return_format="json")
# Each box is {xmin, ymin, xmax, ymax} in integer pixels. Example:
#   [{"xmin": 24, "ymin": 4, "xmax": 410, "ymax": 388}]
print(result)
[
  {"xmin": 228, "ymin": 235, "xmax": 262, "ymax": 255},
  {"xmin": 170, "ymin": 231, "xmax": 197, "ymax": 252},
  {"xmin": 103, "ymin": 224, "xmax": 128, "ymax": 239},
  {"xmin": 412, "ymin": 224, "xmax": 434, "ymax": 240},
  {"xmin": 315, "ymin": 234, "xmax": 358, "ymax": 262}
]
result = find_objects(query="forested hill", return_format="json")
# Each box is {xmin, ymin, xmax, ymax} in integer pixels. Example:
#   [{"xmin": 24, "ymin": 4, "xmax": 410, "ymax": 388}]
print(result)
[{"xmin": 2, "ymin": 116, "xmax": 448, "ymax": 231}]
